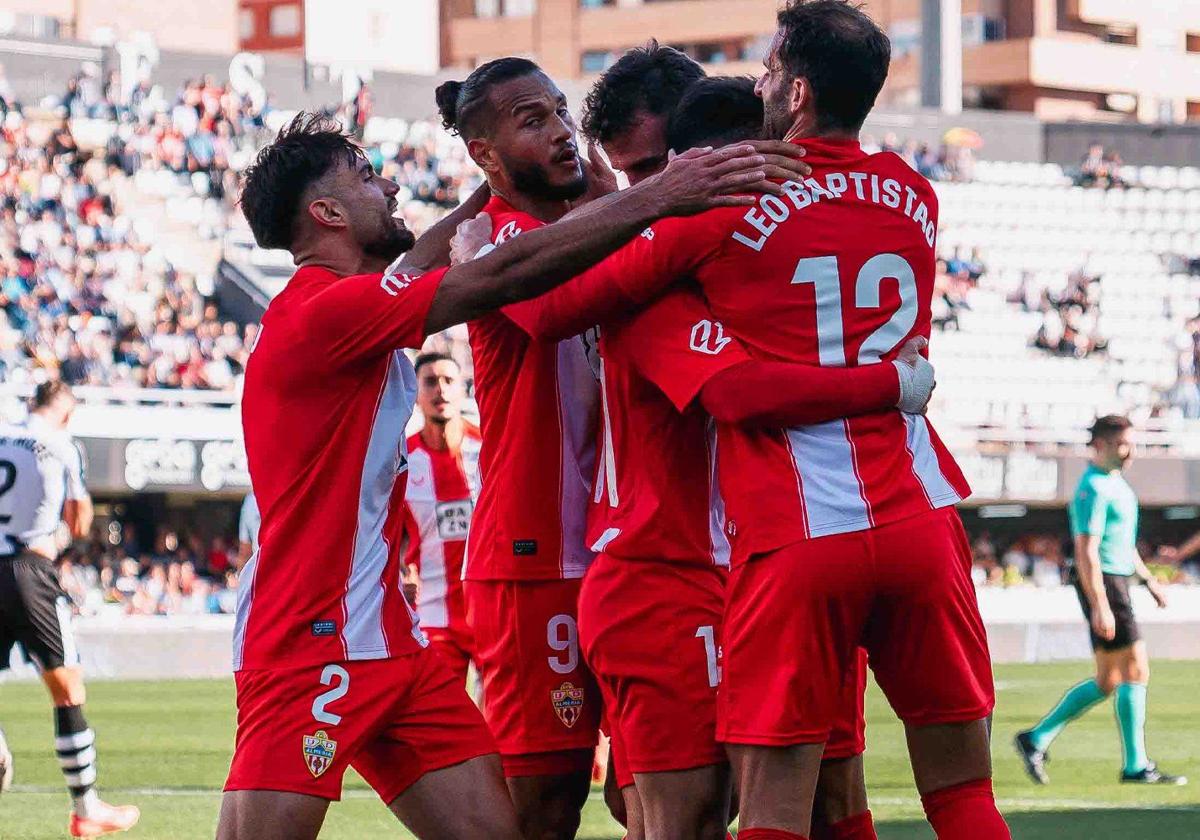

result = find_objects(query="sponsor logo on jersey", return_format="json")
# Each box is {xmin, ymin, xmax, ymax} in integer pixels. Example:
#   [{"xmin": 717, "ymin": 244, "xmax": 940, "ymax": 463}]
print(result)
[
  {"xmin": 495, "ymin": 221, "xmax": 522, "ymax": 244},
  {"xmin": 550, "ymin": 682, "xmax": 585, "ymax": 728},
  {"xmin": 435, "ymin": 500, "xmax": 473, "ymax": 540},
  {"xmin": 512, "ymin": 539, "xmax": 538, "ymax": 556},
  {"xmin": 379, "ymin": 272, "xmax": 415, "ymax": 297},
  {"xmin": 689, "ymin": 319, "xmax": 732, "ymax": 355},
  {"xmin": 302, "ymin": 730, "xmax": 337, "ymax": 778}
]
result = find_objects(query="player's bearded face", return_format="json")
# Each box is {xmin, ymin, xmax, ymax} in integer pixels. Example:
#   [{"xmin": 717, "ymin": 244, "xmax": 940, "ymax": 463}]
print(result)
[
  {"xmin": 357, "ymin": 196, "xmax": 415, "ymax": 261},
  {"xmin": 504, "ymin": 150, "xmax": 588, "ymax": 202},
  {"xmin": 758, "ymin": 36, "xmax": 795, "ymax": 141},
  {"xmin": 488, "ymin": 74, "xmax": 588, "ymax": 202}
]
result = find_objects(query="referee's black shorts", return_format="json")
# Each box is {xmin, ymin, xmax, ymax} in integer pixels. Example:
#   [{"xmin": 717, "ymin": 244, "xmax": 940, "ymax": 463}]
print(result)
[
  {"xmin": 1072, "ymin": 570, "xmax": 1141, "ymax": 652},
  {"xmin": 0, "ymin": 550, "xmax": 79, "ymax": 672}
]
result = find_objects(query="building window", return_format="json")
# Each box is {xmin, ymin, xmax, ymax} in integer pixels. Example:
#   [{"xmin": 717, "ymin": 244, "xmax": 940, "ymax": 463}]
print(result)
[
  {"xmin": 580, "ymin": 0, "xmax": 614, "ymax": 7},
  {"xmin": 269, "ymin": 4, "xmax": 301, "ymax": 38},
  {"xmin": 239, "ymin": 9, "xmax": 255, "ymax": 41},
  {"xmin": 1186, "ymin": 33, "xmax": 1200, "ymax": 53},
  {"xmin": 1187, "ymin": 101, "xmax": 1200, "ymax": 121},
  {"xmin": 581, "ymin": 51, "xmax": 615, "ymax": 73}
]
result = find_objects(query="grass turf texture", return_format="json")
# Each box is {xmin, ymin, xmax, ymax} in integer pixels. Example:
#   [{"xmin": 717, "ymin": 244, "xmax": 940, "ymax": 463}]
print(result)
[{"xmin": 1, "ymin": 662, "xmax": 1197, "ymax": 839}]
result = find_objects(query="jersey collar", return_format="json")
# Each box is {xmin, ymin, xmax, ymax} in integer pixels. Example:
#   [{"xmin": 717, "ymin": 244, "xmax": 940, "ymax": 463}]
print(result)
[{"xmin": 791, "ymin": 136, "xmax": 866, "ymax": 166}]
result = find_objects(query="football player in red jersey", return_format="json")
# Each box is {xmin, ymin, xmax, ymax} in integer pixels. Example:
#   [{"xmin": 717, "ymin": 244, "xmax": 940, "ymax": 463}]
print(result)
[
  {"xmin": 580, "ymin": 39, "xmax": 705, "ymax": 186},
  {"xmin": 451, "ymin": 3, "xmax": 1010, "ymax": 837},
  {"xmin": 447, "ymin": 75, "xmax": 936, "ymax": 840},
  {"xmin": 402, "ymin": 352, "xmax": 481, "ymax": 686},
  {"xmin": 218, "ymin": 112, "xmax": 790, "ymax": 840},
  {"xmin": 434, "ymin": 57, "xmax": 816, "ymax": 840}
]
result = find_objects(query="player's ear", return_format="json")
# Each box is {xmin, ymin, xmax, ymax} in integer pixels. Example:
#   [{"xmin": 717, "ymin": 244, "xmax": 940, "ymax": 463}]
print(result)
[
  {"xmin": 466, "ymin": 137, "xmax": 501, "ymax": 176},
  {"xmin": 306, "ymin": 196, "xmax": 348, "ymax": 231},
  {"xmin": 790, "ymin": 75, "xmax": 809, "ymax": 119}
]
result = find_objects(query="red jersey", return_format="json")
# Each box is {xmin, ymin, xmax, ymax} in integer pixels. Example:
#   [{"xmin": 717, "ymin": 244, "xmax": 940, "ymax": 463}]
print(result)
[
  {"xmin": 588, "ymin": 285, "xmax": 747, "ymax": 566},
  {"xmin": 402, "ymin": 424, "xmax": 482, "ymax": 632},
  {"xmin": 463, "ymin": 196, "xmax": 599, "ymax": 581},
  {"xmin": 576, "ymin": 138, "xmax": 969, "ymax": 562},
  {"xmin": 235, "ymin": 264, "xmax": 445, "ymax": 671}
]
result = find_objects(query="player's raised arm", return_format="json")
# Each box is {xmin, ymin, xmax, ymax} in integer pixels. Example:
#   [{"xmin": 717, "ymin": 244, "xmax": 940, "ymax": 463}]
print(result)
[{"xmin": 422, "ymin": 143, "xmax": 773, "ymax": 334}]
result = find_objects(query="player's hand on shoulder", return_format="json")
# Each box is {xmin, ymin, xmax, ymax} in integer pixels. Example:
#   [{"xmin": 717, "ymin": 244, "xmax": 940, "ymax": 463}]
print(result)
[
  {"xmin": 738, "ymin": 139, "xmax": 813, "ymax": 184},
  {"xmin": 643, "ymin": 145, "xmax": 783, "ymax": 215},
  {"xmin": 450, "ymin": 212, "xmax": 494, "ymax": 266},
  {"xmin": 893, "ymin": 336, "xmax": 936, "ymax": 414}
]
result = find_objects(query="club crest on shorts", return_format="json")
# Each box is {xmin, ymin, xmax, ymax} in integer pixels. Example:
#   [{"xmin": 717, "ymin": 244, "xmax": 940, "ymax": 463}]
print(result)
[
  {"xmin": 302, "ymin": 730, "xmax": 337, "ymax": 778},
  {"xmin": 550, "ymin": 682, "xmax": 585, "ymax": 728}
]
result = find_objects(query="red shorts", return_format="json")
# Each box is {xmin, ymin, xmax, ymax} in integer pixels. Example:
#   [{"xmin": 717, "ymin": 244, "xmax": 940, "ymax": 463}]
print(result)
[
  {"xmin": 719, "ymin": 507, "xmax": 994, "ymax": 746},
  {"xmin": 464, "ymin": 578, "xmax": 600, "ymax": 776},
  {"xmin": 425, "ymin": 624, "xmax": 475, "ymax": 686},
  {"xmin": 225, "ymin": 649, "xmax": 495, "ymax": 802},
  {"xmin": 579, "ymin": 555, "xmax": 727, "ymax": 777}
]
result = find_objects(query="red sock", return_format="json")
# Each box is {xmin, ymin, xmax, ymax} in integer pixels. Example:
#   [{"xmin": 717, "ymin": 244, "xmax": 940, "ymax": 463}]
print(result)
[
  {"xmin": 920, "ymin": 779, "xmax": 1011, "ymax": 840},
  {"xmin": 811, "ymin": 810, "xmax": 877, "ymax": 840},
  {"xmin": 738, "ymin": 830, "xmax": 809, "ymax": 840}
]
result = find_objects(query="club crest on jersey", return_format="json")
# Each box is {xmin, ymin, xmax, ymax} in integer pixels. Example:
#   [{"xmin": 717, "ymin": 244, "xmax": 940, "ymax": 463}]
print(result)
[
  {"xmin": 302, "ymin": 730, "xmax": 338, "ymax": 778},
  {"xmin": 550, "ymin": 682, "xmax": 585, "ymax": 728}
]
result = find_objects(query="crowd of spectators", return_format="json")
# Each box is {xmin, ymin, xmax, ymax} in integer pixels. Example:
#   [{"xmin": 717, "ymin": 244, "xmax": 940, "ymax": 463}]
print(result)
[
  {"xmin": 864, "ymin": 131, "xmax": 976, "ymax": 182},
  {"xmin": 970, "ymin": 530, "xmax": 1195, "ymax": 588},
  {"xmin": 57, "ymin": 523, "xmax": 241, "ymax": 618},
  {"xmin": 1074, "ymin": 143, "xmax": 1127, "ymax": 189},
  {"xmin": 0, "ymin": 63, "xmax": 485, "ymax": 394},
  {"xmin": 1024, "ymin": 264, "xmax": 1108, "ymax": 359}
]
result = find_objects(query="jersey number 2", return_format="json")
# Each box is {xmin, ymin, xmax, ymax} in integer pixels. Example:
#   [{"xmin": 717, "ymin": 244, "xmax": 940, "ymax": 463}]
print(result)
[
  {"xmin": 790, "ymin": 253, "xmax": 917, "ymax": 365},
  {"xmin": 311, "ymin": 664, "xmax": 350, "ymax": 726}
]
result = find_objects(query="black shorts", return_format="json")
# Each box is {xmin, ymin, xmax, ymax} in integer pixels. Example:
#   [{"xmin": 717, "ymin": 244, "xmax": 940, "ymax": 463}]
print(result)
[
  {"xmin": 0, "ymin": 551, "xmax": 78, "ymax": 672},
  {"xmin": 1072, "ymin": 571, "xmax": 1141, "ymax": 652}
]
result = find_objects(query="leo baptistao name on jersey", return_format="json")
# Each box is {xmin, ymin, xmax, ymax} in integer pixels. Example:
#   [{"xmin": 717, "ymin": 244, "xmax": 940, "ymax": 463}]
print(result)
[{"xmin": 730, "ymin": 169, "xmax": 938, "ymax": 252}]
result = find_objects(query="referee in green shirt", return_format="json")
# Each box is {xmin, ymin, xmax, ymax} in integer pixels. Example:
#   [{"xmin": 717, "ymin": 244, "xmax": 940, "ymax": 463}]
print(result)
[{"xmin": 1015, "ymin": 416, "xmax": 1185, "ymax": 785}]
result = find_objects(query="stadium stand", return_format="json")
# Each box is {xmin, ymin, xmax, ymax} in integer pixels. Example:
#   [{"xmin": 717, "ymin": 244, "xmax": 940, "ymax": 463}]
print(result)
[{"xmin": 3, "ymin": 50, "xmax": 1200, "ymax": 623}]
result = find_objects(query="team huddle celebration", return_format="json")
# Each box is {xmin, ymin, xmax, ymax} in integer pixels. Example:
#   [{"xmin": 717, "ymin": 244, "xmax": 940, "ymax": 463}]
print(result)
[{"xmin": 0, "ymin": 0, "xmax": 1191, "ymax": 838}]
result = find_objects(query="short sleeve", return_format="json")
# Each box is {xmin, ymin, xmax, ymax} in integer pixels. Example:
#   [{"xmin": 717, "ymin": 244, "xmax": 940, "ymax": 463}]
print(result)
[
  {"xmin": 300, "ymin": 266, "xmax": 447, "ymax": 368},
  {"xmin": 1070, "ymin": 478, "xmax": 1107, "ymax": 537},
  {"xmin": 608, "ymin": 284, "xmax": 750, "ymax": 412},
  {"xmin": 64, "ymin": 441, "xmax": 87, "ymax": 501}
]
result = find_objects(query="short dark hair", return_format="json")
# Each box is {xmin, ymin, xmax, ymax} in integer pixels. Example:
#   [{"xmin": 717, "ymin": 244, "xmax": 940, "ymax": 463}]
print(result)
[
  {"xmin": 775, "ymin": 0, "xmax": 891, "ymax": 133},
  {"xmin": 435, "ymin": 57, "xmax": 543, "ymax": 140},
  {"xmin": 413, "ymin": 352, "xmax": 458, "ymax": 375},
  {"xmin": 580, "ymin": 40, "xmax": 705, "ymax": 144},
  {"xmin": 239, "ymin": 112, "xmax": 364, "ymax": 251},
  {"xmin": 1089, "ymin": 414, "xmax": 1132, "ymax": 444},
  {"xmin": 32, "ymin": 380, "xmax": 73, "ymax": 410},
  {"xmin": 667, "ymin": 77, "xmax": 763, "ymax": 153}
]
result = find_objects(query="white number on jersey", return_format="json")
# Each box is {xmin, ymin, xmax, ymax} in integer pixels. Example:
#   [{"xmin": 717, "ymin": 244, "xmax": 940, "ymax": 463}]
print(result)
[
  {"xmin": 546, "ymin": 614, "xmax": 579, "ymax": 675},
  {"xmin": 790, "ymin": 253, "xmax": 918, "ymax": 365},
  {"xmin": 695, "ymin": 625, "xmax": 720, "ymax": 688},
  {"xmin": 311, "ymin": 664, "xmax": 350, "ymax": 726}
]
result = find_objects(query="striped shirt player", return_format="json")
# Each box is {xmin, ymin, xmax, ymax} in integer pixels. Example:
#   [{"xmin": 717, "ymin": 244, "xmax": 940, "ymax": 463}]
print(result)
[
  {"xmin": 551, "ymin": 137, "xmax": 994, "ymax": 753},
  {"xmin": 461, "ymin": 195, "xmax": 603, "ymax": 775},
  {"xmin": 402, "ymin": 422, "xmax": 482, "ymax": 685},
  {"xmin": 0, "ymin": 383, "xmax": 139, "ymax": 837}
]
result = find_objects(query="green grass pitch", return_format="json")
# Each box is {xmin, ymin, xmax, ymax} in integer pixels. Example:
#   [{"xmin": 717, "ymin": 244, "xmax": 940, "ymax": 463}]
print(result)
[{"xmin": 1, "ymin": 661, "xmax": 1197, "ymax": 838}]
